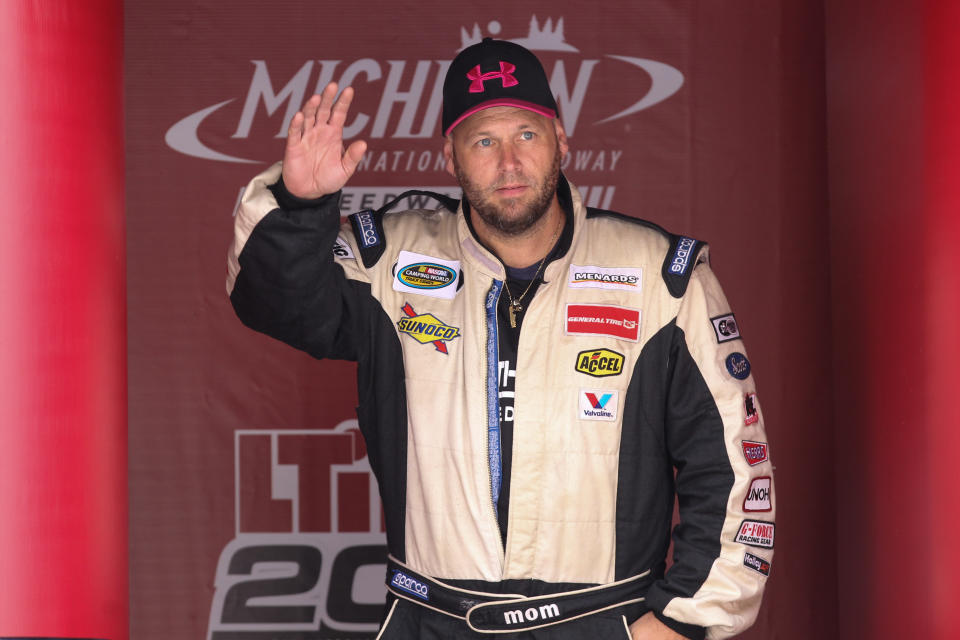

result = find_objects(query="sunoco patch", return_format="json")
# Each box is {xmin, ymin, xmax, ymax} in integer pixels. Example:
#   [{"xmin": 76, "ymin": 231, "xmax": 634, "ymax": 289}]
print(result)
[{"xmin": 397, "ymin": 302, "xmax": 461, "ymax": 354}]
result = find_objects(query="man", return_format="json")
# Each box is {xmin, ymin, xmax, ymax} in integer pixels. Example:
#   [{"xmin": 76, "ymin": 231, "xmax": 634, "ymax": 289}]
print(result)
[{"xmin": 227, "ymin": 38, "xmax": 773, "ymax": 640}]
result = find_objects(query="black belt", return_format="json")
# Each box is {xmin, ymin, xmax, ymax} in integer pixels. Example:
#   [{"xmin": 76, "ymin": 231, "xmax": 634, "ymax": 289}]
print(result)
[{"xmin": 385, "ymin": 556, "xmax": 652, "ymax": 633}]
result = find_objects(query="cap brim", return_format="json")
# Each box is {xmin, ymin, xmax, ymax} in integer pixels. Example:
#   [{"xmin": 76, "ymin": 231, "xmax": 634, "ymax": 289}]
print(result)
[{"xmin": 444, "ymin": 99, "xmax": 557, "ymax": 136}]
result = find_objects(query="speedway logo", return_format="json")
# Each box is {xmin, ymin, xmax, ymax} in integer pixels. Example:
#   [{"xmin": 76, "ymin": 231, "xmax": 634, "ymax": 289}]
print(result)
[
  {"xmin": 579, "ymin": 389, "xmax": 619, "ymax": 421},
  {"xmin": 207, "ymin": 423, "xmax": 388, "ymax": 639},
  {"xmin": 165, "ymin": 15, "xmax": 684, "ymax": 164}
]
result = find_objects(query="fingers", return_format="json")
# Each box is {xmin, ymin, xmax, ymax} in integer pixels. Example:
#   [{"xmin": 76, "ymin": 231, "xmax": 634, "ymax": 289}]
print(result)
[
  {"xmin": 328, "ymin": 86, "xmax": 354, "ymax": 129},
  {"xmin": 314, "ymin": 82, "xmax": 339, "ymax": 127},
  {"xmin": 287, "ymin": 110, "xmax": 304, "ymax": 144},
  {"xmin": 300, "ymin": 93, "xmax": 323, "ymax": 130},
  {"xmin": 342, "ymin": 139, "xmax": 368, "ymax": 178}
]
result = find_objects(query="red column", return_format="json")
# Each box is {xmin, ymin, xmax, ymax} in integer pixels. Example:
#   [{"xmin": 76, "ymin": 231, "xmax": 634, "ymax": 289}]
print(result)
[
  {"xmin": 827, "ymin": 1, "xmax": 960, "ymax": 638},
  {"xmin": 0, "ymin": 2, "xmax": 126, "ymax": 639},
  {"xmin": 923, "ymin": 3, "xmax": 960, "ymax": 638}
]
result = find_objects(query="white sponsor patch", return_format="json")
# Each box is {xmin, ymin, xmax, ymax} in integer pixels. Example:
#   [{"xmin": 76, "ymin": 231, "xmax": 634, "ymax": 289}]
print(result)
[
  {"xmin": 568, "ymin": 265, "xmax": 642, "ymax": 292},
  {"xmin": 735, "ymin": 519, "xmax": 775, "ymax": 549},
  {"xmin": 743, "ymin": 476, "xmax": 772, "ymax": 512},
  {"xmin": 392, "ymin": 251, "xmax": 461, "ymax": 300},
  {"xmin": 578, "ymin": 389, "xmax": 619, "ymax": 422},
  {"xmin": 710, "ymin": 313, "xmax": 741, "ymax": 343},
  {"xmin": 332, "ymin": 234, "xmax": 355, "ymax": 260}
]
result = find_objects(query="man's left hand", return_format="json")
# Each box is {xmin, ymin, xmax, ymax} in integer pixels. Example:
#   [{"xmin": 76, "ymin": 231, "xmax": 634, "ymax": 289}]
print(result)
[{"xmin": 629, "ymin": 612, "xmax": 688, "ymax": 640}]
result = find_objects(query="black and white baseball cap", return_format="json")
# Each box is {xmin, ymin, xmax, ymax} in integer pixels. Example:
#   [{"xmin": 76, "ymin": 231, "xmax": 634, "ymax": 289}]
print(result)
[{"xmin": 442, "ymin": 38, "xmax": 558, "ymax": 136}]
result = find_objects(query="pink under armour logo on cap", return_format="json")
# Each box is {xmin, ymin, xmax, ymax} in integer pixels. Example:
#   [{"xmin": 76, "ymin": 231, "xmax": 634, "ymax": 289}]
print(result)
[{"xmin": 466, "ymin": 62, "xmax": 519, "ymax": 93}]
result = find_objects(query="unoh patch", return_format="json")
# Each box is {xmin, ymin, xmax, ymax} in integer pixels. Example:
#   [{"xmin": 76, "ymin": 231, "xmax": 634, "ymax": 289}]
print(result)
[
  {"xmin": 393, "ymin": 251, "xmax": 461, "ymax": 300},
  {"xmin": 397, "ymin": 302, "xmax": 461, "ymax": 354}
]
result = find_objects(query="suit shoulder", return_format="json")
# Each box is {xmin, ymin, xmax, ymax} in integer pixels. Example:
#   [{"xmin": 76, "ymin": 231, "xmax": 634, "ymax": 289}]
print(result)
[{"xmin": 585, "ymin": 207, "xmax": 708, "ymax": 298}]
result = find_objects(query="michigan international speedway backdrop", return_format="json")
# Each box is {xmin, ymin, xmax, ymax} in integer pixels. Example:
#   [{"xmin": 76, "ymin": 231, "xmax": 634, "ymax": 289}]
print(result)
[{"xmin": 127, "ymin": 1, "xmax": 834, "ymax": 638}]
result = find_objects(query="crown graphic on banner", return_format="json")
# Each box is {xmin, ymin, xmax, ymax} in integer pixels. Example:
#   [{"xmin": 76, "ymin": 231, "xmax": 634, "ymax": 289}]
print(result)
[{"xmin": 459, "ymin": 15, "xmax": 579, "ymax": 52}]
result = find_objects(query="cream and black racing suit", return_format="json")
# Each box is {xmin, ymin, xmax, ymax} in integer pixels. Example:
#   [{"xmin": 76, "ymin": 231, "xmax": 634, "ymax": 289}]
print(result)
[{"xmin": 227, "ymin": 162, "xmax": 774, "ymax": 640}]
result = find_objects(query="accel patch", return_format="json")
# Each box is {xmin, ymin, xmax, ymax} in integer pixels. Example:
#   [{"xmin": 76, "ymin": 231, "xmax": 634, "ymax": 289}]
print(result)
[
  {"xmin": 393, "ymin": 251, "xmax": 461, "ymax": 300},
  {"xmin": 575, "ymin": 349, "xmax": 625, "ymax": 377},
  {"xmin": 397, "ymin": 302, "xmax": 461, "ymax": 354}
]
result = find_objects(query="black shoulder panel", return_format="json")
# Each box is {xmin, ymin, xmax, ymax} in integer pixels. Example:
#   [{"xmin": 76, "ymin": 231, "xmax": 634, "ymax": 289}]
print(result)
[
  {"xmin": 586, "ymin": 207, "xmax": 672, "ymax": 237},
  {"xmin": 661, "ymin": 234, "xmax": 706, "ymax": 298},
  {"xmin": 348, "ymin": 189, "xmax": 461, "ymax": 269},
  {"xmin": 585, "ymin": 208, "xmax": 705, "ymax": 299}
]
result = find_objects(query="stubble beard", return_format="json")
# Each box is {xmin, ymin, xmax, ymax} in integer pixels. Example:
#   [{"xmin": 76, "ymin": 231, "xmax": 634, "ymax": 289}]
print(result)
[{"xmin": 454, "ymin": 147, "xmax": 562, "ymax": 237}]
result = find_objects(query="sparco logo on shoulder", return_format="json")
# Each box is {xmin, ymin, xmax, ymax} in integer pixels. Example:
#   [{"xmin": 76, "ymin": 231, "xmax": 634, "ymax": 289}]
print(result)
[{"xmin": 165, "ymin": 16, "xmax": 684, "ymax": 164}]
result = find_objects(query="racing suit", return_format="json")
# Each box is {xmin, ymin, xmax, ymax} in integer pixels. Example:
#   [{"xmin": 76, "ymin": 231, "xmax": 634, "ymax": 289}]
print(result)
[{"xmin": 227, "ymin": 162, "xmax": 774, "ymax": 640}]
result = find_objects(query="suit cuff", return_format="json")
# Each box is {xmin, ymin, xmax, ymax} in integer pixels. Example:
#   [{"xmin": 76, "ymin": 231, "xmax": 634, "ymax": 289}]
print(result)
[
  {"xmin": 653, "ymin": 610, "xmax": 705, "ymax": 640},
  {"xmin": 269, "ymin": 176, "xmax": 341, "ymax": 212}
]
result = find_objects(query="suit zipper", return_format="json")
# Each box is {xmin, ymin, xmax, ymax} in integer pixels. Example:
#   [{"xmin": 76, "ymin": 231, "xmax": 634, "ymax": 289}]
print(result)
[{"xmin": 483, "ymin": 278, "xmax": 505, "ymax": 567}]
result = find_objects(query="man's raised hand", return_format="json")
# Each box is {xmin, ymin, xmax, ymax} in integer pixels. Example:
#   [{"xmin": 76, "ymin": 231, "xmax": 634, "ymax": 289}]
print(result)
[{"xmin": 282, "ymin": 82, "xmax": 367, "ymax": 199}]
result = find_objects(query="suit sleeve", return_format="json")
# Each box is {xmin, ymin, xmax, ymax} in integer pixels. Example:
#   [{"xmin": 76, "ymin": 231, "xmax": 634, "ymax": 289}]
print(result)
[
  {"xmin": 226, "ymin": 162, "xmax": 372, "ymax": 361},
  {"xmin": 644, "ymin": 256, "xmax": 774, "ymax": 640}
]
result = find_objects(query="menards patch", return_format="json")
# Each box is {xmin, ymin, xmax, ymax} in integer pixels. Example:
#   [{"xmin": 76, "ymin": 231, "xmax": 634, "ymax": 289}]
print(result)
[{"xmin": 397, "ymin": 302, "xmax": 461, "ymax": 354}]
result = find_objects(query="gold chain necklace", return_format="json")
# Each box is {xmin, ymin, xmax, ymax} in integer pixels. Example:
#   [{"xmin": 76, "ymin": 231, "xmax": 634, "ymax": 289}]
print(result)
[{"xmin": 503, "ymin": 217, "xmax": 562, "ymax": 328}]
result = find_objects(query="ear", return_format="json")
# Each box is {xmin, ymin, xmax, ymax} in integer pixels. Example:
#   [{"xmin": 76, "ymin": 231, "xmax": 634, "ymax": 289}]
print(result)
[
  {"xmin": 443, "ymin": 137, "xmax": 456, "ymax": 177},
  {"xmin": 553, "ymin": 119, "xmax": 569, "ymax": 157}
]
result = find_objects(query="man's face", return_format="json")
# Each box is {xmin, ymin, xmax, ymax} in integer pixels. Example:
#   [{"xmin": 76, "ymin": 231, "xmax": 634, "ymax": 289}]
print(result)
[{"xmin": 444, "ymin": 107, "xmax": 569, "ymax": 236}]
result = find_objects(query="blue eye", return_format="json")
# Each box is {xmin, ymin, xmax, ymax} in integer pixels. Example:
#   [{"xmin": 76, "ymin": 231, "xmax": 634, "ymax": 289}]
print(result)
[
  {"xmin": 520, "ymin": 131, "xmax": 534, "ymax": 140},
  {"xmin": 478, "ymin": 138, "xmax": 492, "ymax": 147}
]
